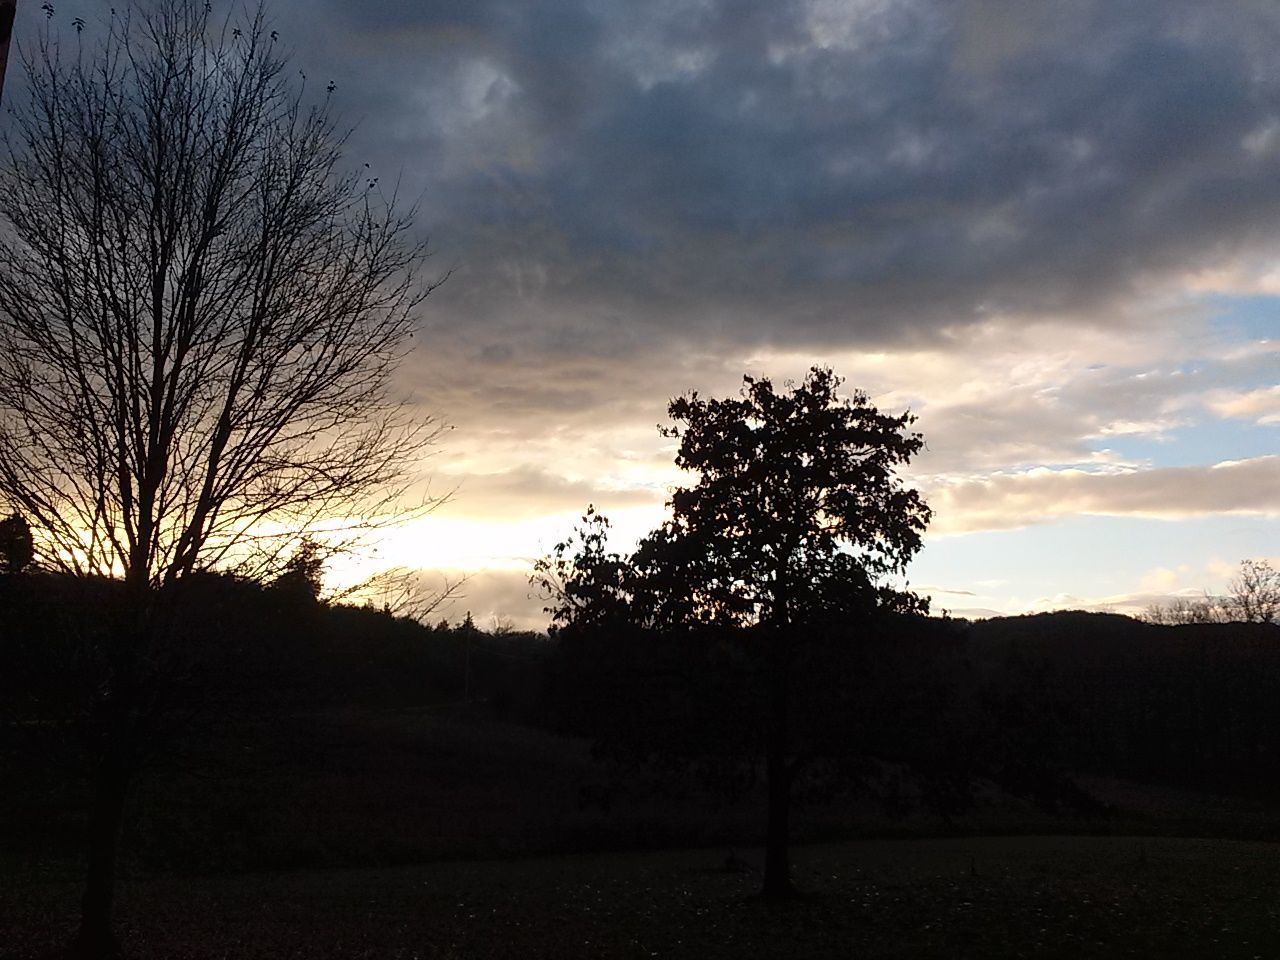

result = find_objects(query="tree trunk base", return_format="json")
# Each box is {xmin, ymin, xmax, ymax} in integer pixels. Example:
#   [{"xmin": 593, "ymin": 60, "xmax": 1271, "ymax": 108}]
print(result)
[
  {"xmin": 759, "ymin": 877, "xmax": 798, "ymax": 900},
  {"xmin": 69, "ymin": 924, "xmax": 122, "ymax": 960}
]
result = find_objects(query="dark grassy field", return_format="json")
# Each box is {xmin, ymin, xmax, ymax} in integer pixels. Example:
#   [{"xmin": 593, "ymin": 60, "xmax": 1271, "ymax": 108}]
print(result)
[
  {"xmin": 4, "ymin": 835, "xmax": 1279, "ymax": 959},
  {"xmin": 7, "ymin": 700, "xmax": 1280, "ymax": 958},
  {"xmin": 2, "ymin": 704, "xmax": 773, "ymax": 879},
  {"xmin": 12, "ymin": 701, "xmax": 1279, "ymax": 882}
]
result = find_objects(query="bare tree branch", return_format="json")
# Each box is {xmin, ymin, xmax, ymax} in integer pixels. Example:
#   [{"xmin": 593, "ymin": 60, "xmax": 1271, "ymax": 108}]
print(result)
[
  {"xmin": 328, "ymin": 565, "xmax": 470, "ymax": 623},
  {"xmin": 0, "ymin": 1, "xmax": 445, "ymax": 588}
]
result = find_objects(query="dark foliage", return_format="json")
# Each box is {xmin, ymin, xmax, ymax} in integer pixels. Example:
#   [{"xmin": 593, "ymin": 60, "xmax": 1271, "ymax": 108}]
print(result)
[
  {"xmin": 537, "ymin": 367, "xmax": 934, "ymax": 895},
  {"xmin": 0, "ymin": 511, "xmax": 33, "ymax": 574},
  {"xmin": 271, "ymin": 539, "xmax": 327, "ymax": 605},
  {"xmin": 539, "ymin": 611, "xmax": 1092, "ymax": 822},
  {"xmin": 967, "ymin": 611, "xmax": 1280, "ymax": 795},
  {"xmin": 5, "ymin": 576, "xmax": 1280, "ymax": 894},
  {"xmin": 0, "ymin": 570, "xmax": 550, "ymax": 767}
]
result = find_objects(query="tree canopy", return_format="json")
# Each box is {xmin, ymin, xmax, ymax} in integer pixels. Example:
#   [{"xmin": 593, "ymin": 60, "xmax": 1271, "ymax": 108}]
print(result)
[
  {"xmin": 539, "ymin": 367, "xmax": 932, "ymax": 635},
  {"xmin": 631, "ymin": 366, "xmax": 931, "ymax": 632},
  {"xmin": 0, "ymin": 0, "xmax": 443, "ymax": 591},
  {"xmin": 0, "ymin": 512, "xmax": 33, "ymax": 574}
]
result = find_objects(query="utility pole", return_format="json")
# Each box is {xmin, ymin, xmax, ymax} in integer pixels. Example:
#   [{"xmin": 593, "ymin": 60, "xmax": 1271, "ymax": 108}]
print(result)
[{"xmin": 0, "ymin": 0, "xmax": 16, "ymax": 104}]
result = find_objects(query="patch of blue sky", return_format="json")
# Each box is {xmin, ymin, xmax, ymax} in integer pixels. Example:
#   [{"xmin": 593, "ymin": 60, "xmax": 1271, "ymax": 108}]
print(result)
[
  {"xmin": 1203, "ymin": 293, "xmax": 1280, "ymax": 342},
  {"xmin": 913, "ymin": 514, "xmax": 1280, "ymax": 609},
  {"xmin": 1095, "ymin": 418, "xmax": 1279, "ymax": 469}
]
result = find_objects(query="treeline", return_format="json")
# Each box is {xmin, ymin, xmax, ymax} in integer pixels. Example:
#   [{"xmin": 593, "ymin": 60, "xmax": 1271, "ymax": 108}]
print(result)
[
  {"xmin": 969, "ymin": 612, "xmax": 1280, "ymax": 794},
  {"xmin": 0, "ymin": 571, "xmax": 547, "ymax": 722},
  {"xmin": 541, "ymin": 612, "xmax": 1280, "ymax": 803},
  {"xmin": 6, "ymin": 572, "xmax": 1279, "ymax": 810}
]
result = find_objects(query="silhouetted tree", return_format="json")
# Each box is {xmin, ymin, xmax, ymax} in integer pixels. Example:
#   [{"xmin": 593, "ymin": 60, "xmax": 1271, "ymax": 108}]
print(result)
[
  {"xmin": 534, "ymin": 507, "xmax": 634, "ymax": 631},
  {"xmin": 272, "ymin": 538, "xmax": 326, "ymax": 604},
  {"xmin": 1141, "ymin": 594, "xmax": 1227, "ymax": 626},
  {"xmin": 642, "ymin": 368, "xmax": 929, "ymax": 895},
  {"xmin": 541, "ymin": 368, "xmax": 931, "ymax": 897},
  {"xmin": 0, "ymin": 512, "xmax": 33, "ymax": 574},
  {"xmin": 1141, "ymin": 559, "xmax": 1280, "ymax": 627},
  {"xmin": 1229, "ymin": 559, "xmax": 1280, "ymax": 625},
  {"xmin": 0, "ymin": 0, "xmax": 15, "ymax": 104},
  {"xmin": 0, "ymin": 3, "xmax": 442, "ymax": 954}
]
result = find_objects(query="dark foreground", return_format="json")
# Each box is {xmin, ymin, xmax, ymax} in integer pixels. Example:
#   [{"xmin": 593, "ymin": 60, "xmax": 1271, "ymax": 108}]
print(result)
[{"xmin": 4, "ymin": 835, "xmax": 1278, "ymax": 959}]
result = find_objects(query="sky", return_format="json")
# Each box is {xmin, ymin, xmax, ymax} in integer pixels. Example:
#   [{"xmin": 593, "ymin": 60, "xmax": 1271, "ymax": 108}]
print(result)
[{"xmin": 8, "ymin": 0, "xmax": 1280, "ymax": 628}]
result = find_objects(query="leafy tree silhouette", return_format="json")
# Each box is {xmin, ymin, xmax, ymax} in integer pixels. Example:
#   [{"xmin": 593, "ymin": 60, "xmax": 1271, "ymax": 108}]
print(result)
[
  {"xmin": 272, "ymin": 538, "xmax": 326, "ymax": 605},
  {"xmin": 535, "ymin": 507, "xmax": 633, "ymax": 631},
  {"xmin": 539, "ymin": 367, "xmax": 931, "ymax": 897}
]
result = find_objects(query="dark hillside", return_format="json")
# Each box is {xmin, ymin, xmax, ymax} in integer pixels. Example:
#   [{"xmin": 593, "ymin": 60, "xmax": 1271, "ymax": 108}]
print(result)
[
  {"xmin": 965, "ymin": 612, "xmax": 1280, "ymax": 794},
  {"xmin": 5, "ymin": 580, "xmax": 1280, "ymax": 885}
]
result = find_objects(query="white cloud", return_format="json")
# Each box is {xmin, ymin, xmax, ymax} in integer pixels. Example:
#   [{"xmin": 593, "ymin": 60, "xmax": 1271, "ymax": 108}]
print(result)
[{"xmin": 1205, "ymin": 385, "xmax": 1280, "ymax": 424}]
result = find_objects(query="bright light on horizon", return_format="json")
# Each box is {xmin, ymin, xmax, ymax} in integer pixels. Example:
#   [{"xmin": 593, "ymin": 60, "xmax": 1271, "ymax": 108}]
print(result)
[{"xmin": 320, "ymin": 503, "xmax": 670, "ymax": 598}]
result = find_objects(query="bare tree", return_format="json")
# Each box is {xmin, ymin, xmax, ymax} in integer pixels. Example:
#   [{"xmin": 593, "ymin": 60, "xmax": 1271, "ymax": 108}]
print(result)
[
  {"xmin": 1228, "ymin": 559, "xmax": 1280, "ymax": 625},
  {"xmin": 1141, "ymin": 559, "xmax": 1280, "ymax": 627},
  {"xmin": 0, "ymin": 3, "xmax": 443, "ymax": 954},
  {"xmin": 329, "ymin": 565, "xmax": 469, "ymax": 622},
  {"xmin": 1141, "ymin": 594, "xmax": 1227, "ymax": 626}
]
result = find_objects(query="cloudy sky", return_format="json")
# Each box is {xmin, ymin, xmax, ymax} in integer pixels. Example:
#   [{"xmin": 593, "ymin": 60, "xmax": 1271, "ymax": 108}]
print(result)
[{"xmin": 11, "ymin": 0, "xmax": 1280, "ymax": 627}]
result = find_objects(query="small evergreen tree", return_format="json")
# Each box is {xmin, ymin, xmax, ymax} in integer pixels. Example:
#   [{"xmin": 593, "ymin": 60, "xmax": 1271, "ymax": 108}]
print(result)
[
  {"xmin": 0, "ymin": 512, "xmax": 33, "ymax": 574},
  {"xmin": 273, "ymin": 539, "xmax": 326, "ymax": 604}
]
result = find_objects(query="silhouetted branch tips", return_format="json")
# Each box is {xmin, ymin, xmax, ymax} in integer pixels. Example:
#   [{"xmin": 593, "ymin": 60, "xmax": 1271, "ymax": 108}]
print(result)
[
  {"xmin": 1141, "ymin": 594, "xmax": 1227, "ymax": 626},
  {"xmin": 1141, "ymin": 559, "xmax": 1280, "ymax": 626},
  {"xmin": 331, "ymin": 565, "xmax": 469, "ymax": 622},
  {"xmin": 1228, "ymin": 558, "xmax": 1280, "ymax": 625}
]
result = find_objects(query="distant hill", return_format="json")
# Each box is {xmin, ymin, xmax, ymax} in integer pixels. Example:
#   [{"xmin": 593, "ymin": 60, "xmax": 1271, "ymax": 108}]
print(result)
[
  {"xmin": 5, "ymin": 582, "xmax": 1280, "ymax": 880},
  {"xmin": 962, "ymin": 610, "xmax": 1280, "ymax": 795}
]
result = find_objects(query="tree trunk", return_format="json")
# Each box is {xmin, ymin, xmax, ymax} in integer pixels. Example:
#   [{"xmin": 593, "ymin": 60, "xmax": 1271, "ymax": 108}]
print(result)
[
  {"xmin": 762, "ymin": 737, "xmax": 793, "ymax": 898},
  {"xmin": 0, "ymin": 0, "xmax": 16, "ymax": 105},
  {"xmin": 72, "ymin": 725, "xmax": 133, "ymax": 959},
  {"xmin": 761, "ymin": 629, "xmax": 794, "ymax": 898},
  {"xmin": 74, "ymin": 605, "xmax": 148, "ymax": 960}
]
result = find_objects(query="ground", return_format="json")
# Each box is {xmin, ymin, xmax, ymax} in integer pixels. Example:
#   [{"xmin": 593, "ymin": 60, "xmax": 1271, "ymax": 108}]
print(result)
[
  {"xmin": 3, "ymin": 835, "xmax": 1278, "ymax": 959},
  {"xmin": 5, "ymin": 704, "xmax": 1280, "ymax": 958}
]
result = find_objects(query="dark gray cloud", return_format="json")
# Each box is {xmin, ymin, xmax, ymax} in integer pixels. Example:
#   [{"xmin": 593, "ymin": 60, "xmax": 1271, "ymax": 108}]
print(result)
[
  {"xmin": 13, "ymin": 0, "xmax": 1280, "ymax": 359},
  {"xmin": 263, "ymin": 0, "xmax": 1280, "ymax": 353}
]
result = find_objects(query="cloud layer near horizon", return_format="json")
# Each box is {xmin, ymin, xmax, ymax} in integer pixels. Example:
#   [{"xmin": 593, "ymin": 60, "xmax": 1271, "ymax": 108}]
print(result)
[{"xmin": 926, "ymin": 455, "xmax": 1280, "ymax": 534}]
